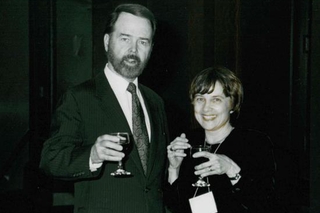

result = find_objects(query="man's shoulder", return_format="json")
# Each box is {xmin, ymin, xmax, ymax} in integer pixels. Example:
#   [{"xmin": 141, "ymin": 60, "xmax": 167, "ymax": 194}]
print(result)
[
  {"xmin": 65, "ymin": 79, "xmax": 95, "ymax": 98},
  {"xmin": 139, "ymin": 84, "xmax": 163, "ymax": 101},
  {"xmin": 68, "ymin": 72, "xmax": 106, "ymax": 94}
]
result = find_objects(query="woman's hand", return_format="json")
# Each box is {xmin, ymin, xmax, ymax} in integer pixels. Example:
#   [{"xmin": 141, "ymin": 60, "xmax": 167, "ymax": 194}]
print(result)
[
  {"xmin": 167, "ymin": 133, "xmax": 190, "ymax": 169},
  {"xmin": 193, "ymin": 151, "xmax": 236, "ymax": 178},
  {"xmin": 167, "ymin": 133, "xmax": 190, "ymax": 184}
]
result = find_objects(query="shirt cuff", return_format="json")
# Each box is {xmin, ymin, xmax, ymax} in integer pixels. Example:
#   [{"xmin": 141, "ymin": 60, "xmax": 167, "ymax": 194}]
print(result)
[{"xmin": 89, "ymin": 157, "xmax": 103, "ymax": 172}]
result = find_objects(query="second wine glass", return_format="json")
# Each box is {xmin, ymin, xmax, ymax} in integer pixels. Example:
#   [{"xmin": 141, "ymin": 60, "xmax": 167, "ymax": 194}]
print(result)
[
  {"xmin": 190, "ymin": 145, "xmax": 211, "ymax": 187},
  {"xmin": 110, "ymin": 132, "xmax": 132, "ymax": 176}
]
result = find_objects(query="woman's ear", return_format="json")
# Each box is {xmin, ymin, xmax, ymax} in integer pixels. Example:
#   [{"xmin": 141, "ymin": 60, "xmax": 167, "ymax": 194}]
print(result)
[
  {"xmin": 103, "ymin": 34, "xmax": 110, "ymax": 52},
  {"xmin": 229, "ymin": 99, "xmax": 234, "ymax": 114}
]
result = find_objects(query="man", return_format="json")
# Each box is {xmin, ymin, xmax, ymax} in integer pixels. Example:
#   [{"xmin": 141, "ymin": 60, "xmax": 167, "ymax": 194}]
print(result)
[{"xmin": 40, "ymin": 4, "xmax": 169, "ymax": 213}]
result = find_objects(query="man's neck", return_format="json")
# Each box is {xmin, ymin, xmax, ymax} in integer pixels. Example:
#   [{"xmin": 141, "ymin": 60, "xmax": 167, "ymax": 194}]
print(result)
[{"xmin": 106, "ymin": 63, "xmax": 135, "ymax": 82}]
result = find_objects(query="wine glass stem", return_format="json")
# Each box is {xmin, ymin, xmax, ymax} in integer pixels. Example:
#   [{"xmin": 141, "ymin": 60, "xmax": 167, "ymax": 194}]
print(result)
[{"xmin": 118, "ymin": 161, "xmax": 123, "ymax": 169}]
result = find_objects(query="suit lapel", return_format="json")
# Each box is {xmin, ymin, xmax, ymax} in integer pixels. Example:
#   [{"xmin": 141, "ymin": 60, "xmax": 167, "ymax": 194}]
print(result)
[
  {"xmin": 139, "ymin": 85, "xmax": 161, "ymax": 179},
  {"xmin": 95, "ymin": 72, "xmax": 129, "ymax": 131},
  {"xmin": 95, "ymin": 72, "xmax": 147, "ymax": 179}
]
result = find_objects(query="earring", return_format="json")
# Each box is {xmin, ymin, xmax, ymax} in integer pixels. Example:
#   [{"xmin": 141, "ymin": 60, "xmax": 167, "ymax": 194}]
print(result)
[{"xmin": 230, "ymin": 110, "xmax": 234, "ymax": 114}]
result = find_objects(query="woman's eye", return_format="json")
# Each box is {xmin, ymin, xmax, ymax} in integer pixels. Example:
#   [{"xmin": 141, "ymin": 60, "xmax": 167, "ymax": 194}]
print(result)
[
  {"xmin": 212, "ymin": 98, "xmax": 222, "ymax": 103},
  {"xmin": 195, "ymin": 97, "xmax": 205, "ymax": 103}
]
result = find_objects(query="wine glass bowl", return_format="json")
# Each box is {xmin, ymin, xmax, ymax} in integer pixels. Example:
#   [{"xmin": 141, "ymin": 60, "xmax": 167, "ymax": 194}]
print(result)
[
  {"xmin": 110, "ymin": 132, "xmax": 132, "ymax": 176},
  {"xmin": 190, "ymin": 145, "xmax": 211, "ymax": 187}
]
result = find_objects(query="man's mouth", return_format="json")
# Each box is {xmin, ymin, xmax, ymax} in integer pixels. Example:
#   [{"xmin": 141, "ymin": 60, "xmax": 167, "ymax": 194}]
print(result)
[
  {"xmin": 125, "ymin": 58, "xmax": 138, "ymax": 65},
  {"xmin": 123, "ymin": 54, "xmax": 140, "ymax": 66}
]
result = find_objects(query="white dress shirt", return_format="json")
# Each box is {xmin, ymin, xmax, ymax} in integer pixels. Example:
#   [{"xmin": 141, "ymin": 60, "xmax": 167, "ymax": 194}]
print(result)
[
  {"xmin": 104, "ymin": 64, "xmax": 151, "ymax": 138},
  {"xmin": 90, "ymin": 64, "xmax": 151, "ymax": 171}
]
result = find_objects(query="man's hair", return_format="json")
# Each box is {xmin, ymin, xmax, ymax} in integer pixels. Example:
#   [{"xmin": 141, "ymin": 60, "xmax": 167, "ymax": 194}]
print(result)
[{"xmin": 103, "ymin": 4, "xmax": 157, "ymax": 38}]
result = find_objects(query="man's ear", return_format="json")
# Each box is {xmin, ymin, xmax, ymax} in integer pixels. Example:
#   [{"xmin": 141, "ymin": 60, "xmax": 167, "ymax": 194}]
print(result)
[
  {"xmin": 147, "ymin": 42, "xmax": 154, "ymax": 59},
  {"xmin": 103, "ymin": 34, "xmax": 110, "ymax": 52}
]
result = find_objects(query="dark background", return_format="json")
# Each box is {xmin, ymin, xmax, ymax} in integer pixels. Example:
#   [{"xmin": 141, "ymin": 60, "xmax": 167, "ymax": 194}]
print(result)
[{"xmin": 0, "ymin": 0, "xmax": 319, "ymax": 212}]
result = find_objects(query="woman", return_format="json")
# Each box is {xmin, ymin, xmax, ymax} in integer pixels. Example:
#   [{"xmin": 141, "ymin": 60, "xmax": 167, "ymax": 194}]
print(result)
[{"xmin": 165, "ymin": 66, "xmax": 278, "ymax": 213}]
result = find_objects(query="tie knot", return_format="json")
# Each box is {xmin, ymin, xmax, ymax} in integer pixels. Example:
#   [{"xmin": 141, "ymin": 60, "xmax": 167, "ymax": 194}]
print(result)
[{"xmin": 127, "ymin": 82, "xmax": 137, "ymax": 94}]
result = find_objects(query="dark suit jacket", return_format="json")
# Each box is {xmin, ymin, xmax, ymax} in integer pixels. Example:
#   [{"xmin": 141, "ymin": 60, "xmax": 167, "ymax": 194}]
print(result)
[{"xmin": 40, "ymin": 72, "xmax": 169, "ymax": 213}]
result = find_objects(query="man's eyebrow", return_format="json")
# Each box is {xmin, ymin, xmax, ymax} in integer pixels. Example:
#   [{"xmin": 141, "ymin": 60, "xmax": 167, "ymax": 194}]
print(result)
[
  {"xmin": 140, "ymin": 37, "xmax": 151, "ymax": 41},
  {"xmin": 119, "ymin": 33, "xmax": 151, "ymax": 41},
  {"xmin": 119, "ymin": 33, "xmax": 130, "ymax": 37}
]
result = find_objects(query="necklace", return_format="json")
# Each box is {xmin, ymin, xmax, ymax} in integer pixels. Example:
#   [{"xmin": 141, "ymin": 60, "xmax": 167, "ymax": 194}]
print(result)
[
  {"xmin": 204, "ymin": 127, "xmax": 235, "ymax": 154},
  {"xmin": 204, "ymin": 139, "xmax": 224, "ymax": 154}
]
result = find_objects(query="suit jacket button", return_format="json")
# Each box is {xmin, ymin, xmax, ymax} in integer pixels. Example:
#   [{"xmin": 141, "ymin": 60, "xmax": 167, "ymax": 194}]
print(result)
[{"xmin": 144, "ymin": 188, "xmax": 150, "ymax": 193}]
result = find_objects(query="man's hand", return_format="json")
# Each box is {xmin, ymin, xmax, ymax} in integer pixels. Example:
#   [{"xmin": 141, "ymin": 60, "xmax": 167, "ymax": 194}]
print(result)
[{"xmin": 90, "ymin": 134, "xmax": 125, "ymax": 164}]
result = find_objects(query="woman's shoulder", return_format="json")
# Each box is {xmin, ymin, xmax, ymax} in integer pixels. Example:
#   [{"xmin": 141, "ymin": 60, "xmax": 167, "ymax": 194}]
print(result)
[
  {"xmin": 234, "ymin": 127, "xmax": 270, "ymax": 138},
  {"xmin": 231, "ymin": 127, "xmax": 273, "ymax": 148}
]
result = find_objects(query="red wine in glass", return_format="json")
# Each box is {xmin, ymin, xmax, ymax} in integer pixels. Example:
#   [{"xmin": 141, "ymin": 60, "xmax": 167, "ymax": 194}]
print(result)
[
  {"xmin": 110, "ymin": 132, "xmax": 132, "ymax": 176},
  {"xmin": 190, "ymin": 145, "xmax": 211, "ymax": 187},
  {"xmin": 119, "ymin": 138, "xmax": 130, "ymax": 152}
]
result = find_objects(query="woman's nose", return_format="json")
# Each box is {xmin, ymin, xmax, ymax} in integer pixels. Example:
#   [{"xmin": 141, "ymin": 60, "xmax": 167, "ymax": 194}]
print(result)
[{"xmin": 203, "ymin": 101, "xmax": 213, "ymax": 111}]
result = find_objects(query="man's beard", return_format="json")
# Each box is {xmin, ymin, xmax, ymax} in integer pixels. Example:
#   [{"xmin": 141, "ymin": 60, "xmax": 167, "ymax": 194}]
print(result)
[{"xmin": 107, "ymin": 47, "xmax": 149, "ymax": 80}]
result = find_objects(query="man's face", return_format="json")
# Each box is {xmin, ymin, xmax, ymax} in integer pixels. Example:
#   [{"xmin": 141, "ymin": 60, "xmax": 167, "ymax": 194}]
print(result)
[{"xmin": 104, "ymin": 12, "xmax": 153, "ymax": 81}]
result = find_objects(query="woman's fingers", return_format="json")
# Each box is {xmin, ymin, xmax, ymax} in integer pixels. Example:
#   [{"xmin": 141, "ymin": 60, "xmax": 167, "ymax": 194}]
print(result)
[
  {"xmin": 193, "ymin": 154, "xmax": 232, "ymax": 177},
  {"xmin": 168, "ymin": 133, "xmax": 190, "ymax": 152}
]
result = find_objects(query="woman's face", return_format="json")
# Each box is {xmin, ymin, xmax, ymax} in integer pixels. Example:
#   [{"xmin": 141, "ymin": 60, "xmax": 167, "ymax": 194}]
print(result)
[{"xmin": 193, "ymin": 81, "xmax": 233, "ymax": 132}]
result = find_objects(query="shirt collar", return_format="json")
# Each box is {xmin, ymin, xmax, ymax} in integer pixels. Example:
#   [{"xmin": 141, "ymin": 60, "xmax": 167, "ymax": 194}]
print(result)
[{"xmin": 104, "ymin": 64, "xmax": 139, "ymax": 93}]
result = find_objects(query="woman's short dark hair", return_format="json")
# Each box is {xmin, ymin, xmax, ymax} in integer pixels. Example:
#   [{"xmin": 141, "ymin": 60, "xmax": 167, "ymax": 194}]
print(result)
[
  {"xmin": 103, "ymin": 4, "xmax": 157, "ymax": 38},
  {"xmin": 189, "ymin": 66, "xmax": 244, "ymax": 116}
]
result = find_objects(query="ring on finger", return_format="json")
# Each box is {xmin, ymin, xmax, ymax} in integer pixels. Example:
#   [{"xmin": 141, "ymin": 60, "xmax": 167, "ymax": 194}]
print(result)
[
  {"xmin": 209, "ymin": 166, "xmax": 214, "ymax": 171},
  {"xmin": 170, "ymin": 146, "xmax": 174, "ymax": 152}
]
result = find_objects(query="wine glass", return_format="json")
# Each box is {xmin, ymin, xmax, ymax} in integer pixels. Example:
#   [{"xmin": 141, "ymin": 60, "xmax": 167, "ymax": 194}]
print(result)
[
  {"xmin": 110, "ymin": 132, "xmax": 132, "ymax": 176},
  {"xmin": 190, "ymin": 145, "xmax": 211, "ymax": 187}
]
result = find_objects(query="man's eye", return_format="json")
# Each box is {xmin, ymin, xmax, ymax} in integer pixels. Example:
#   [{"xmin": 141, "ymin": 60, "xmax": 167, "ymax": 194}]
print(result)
[
  {"xmin": 121, "ymin": 37, "xmax": 129, "ymax": 42},
  {"xmin": 139, "ymin": 40, "xmax": 149, "ymax": 46}
]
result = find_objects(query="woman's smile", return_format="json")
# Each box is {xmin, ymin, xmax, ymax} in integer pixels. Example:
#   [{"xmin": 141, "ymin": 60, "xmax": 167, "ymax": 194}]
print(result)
[{"xmin": 202, "ymin": 114, "xmax": 217, "ymax": 121}]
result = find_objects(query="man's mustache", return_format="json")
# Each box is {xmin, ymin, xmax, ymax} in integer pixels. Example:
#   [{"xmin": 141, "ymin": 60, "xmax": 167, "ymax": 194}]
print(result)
[{"xmin": 123, "ymin": 54, "xmax": 141, "ymax": 64}]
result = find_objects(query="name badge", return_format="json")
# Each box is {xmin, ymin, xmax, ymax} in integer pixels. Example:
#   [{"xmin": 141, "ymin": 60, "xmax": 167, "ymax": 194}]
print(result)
[{"xmin": 189, "ymin": 191, "xmax": 218, "ymax": 213}]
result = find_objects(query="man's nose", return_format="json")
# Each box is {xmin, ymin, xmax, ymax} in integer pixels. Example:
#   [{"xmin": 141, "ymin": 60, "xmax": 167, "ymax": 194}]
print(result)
[{"xmin": 129, "ymin": 41, "xmax": 138, "ymax": 53}]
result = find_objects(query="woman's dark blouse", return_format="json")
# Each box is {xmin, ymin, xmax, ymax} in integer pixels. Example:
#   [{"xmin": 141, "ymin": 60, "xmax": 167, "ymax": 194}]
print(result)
[{"xmin": 164, "ymin": 127, "xmax": 278, "ymax": 213}]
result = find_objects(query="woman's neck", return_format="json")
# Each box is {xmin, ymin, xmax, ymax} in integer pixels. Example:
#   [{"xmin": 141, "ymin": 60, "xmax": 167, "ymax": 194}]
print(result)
[{"xmin": 205, "ymin": 123, "xmax": 234, "ymax": 145}]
